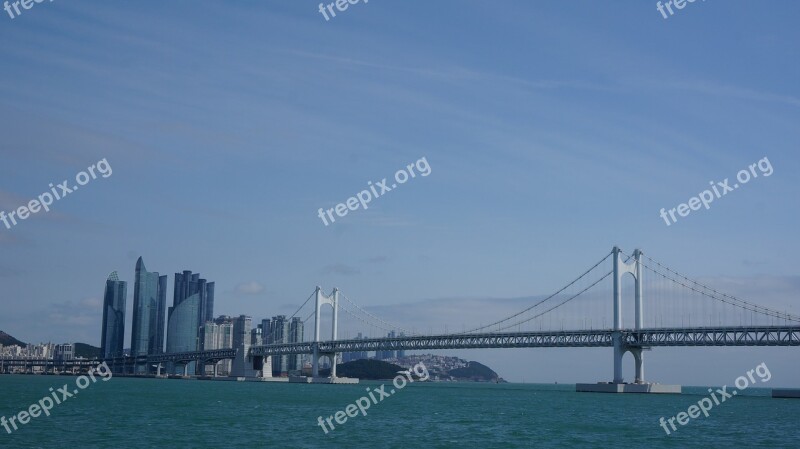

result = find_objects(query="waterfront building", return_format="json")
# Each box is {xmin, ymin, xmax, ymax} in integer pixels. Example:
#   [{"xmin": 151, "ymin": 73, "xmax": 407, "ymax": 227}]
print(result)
[
  {"xmin": 378, "ymin": 331, "xmax": 396, "ymax": 360},
  {"xmin": 101, "ymin": 271, "xmax": 127, "ymax": 359},
  {"xmin": 343, "ymin": 332, "xmax": 369, "ymax": 362},
  {"xmin": 269, "ymin": 315, "xmax": 289, "ymax": 376},
  {"xmin": 171, "ymin": 270, "xmax": 215, "ymax": 347},
  {"xmin": 261, "ymin": 319, "xmax": 271, "ymax": 343},
  {"xmin": 131, "ymin": 257, "xmax": 167, "ymax": 360},
  {"xmin": 201, "ymin": 316, "xmax": 234, "ymax": 375},
  {"xmin": 397, "ymin": 332, "xmax": 406, "ymax": 359},
  {"xmin": 167, "ymin": 270, "xmax": 214, "ymax": 374},
  {"xmin": 288, "ymin": 317, "xmax": 304, "ymax": 372},
  {"xmin": 250, "ymin": 326, "xmax": 262, "ymax": 346},
  {"xmin": 53, "ymin": 343, "xmax": 74, "ymax": 361},
  {"xmin": 230, "ymin": 315, "xmax": 253, "ymax": 376},
  {"xmin": 166, "ymin": 292, "xmax": 200, "ymax": 353}
]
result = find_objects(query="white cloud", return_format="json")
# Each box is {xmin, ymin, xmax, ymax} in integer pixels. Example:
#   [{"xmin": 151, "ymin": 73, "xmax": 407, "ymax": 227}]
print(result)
[{"xmin": 236, "ymin": 281, "xmax": 265, "ymax": 295}]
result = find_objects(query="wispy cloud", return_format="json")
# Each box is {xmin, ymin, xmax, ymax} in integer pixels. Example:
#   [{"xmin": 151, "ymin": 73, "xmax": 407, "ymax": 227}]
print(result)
[
  {"xmin": 649, "ymin": 80, "xmax": 800, "ymax": 108},
  {"xmin": 321, "ymin": 263, "xmax": 360, "ymax": 276},
  {"xmin": 236, "ymin": 281, "xmax": 266, "ymax": 295}
]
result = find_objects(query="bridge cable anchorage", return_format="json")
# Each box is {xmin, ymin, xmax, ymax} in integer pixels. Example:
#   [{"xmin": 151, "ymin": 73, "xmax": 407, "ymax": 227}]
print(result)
[
  {"xmin": 288, "ymin": 290, "xmax": 317, "ymax": 320},
  {"xmin": 634, "ymin": 252, "xmax": 800, "ymax": 323},
  {"xmin": 339, "ymin": 292, "xmax": 414, "ymax": 335},
  {"xmin": 337, "ymin": 299, "xmax": 406, "ymax": 335},
  {"xmin": 493, "ymin": 270, "xmax": 613, "ymax": 332},
  {"xmin": 456, "ymin": 250, "xmax": 614, "ymax": 334}
]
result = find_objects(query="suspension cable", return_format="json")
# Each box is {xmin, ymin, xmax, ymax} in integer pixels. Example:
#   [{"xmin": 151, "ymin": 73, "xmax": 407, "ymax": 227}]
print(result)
[
  {"xmin": 494, "ymin": 270, "xmax": 613, "ymax": 332},
  {"xmin": 458, "ymin": 250, "xmax": 613, "ymax": 334}
]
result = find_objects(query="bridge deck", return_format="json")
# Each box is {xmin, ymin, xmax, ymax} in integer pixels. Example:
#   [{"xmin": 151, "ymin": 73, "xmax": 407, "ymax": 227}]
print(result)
[{"xmin": 249, "ymin": 326, "xmax": 800, "ymax": 356}]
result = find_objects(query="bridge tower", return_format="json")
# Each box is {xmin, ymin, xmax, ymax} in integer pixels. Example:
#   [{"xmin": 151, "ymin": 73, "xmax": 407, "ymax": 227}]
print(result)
[
  {"xmin": 612, "ymin": 246, "xmax": 645, "ymax": 384},
  {"xmin": 312, "ymin": 286, "xmax": 339, "ymax": 378}
]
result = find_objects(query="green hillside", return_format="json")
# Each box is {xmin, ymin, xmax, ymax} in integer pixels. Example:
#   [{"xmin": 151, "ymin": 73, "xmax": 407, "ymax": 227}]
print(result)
[
  {"xmin": 448, "ymin": 361, "xmax": 499, "ymax": 381},
  {"xmin": 0, "ymin": 331, "xmax": 26, "ymax": 347},
  {"xmin": 319, "ymin": 359, "xmax": 406, "ymax": 380}
]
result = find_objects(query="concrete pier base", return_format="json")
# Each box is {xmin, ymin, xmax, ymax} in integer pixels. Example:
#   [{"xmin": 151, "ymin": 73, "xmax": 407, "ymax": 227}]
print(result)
[
  {"xmin": 310, "ymin": 377, "xmax": 359, "ymax": 384},
  {"xmin": 576, "ymin": 383, "xmax": 681, "ymax": 394},
  {"xmin": 772, "ymin": 389, "xmax": 800, "ymax": 399}
]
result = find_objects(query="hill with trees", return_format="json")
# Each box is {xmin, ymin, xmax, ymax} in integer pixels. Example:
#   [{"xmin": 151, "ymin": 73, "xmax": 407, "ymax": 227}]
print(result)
[
  {"xmin": 448, "ymin": 361, "xmax": 500, "ymax": 382},
  {"xmin": 0, "ymin": 331, "xmax": 26, "ymax": 347},
  {"xmin": 319, "ymin": 359, "xmax": 406, "ymax": 380}
]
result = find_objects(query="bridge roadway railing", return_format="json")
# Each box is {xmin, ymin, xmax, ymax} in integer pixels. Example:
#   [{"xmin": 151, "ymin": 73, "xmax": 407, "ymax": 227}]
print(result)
[
  {"xmin": 249, "ymin": 329, "xmax": 617, "ymax": 356},
  {"xmin": 147, "ymin": 348, "xmax": 238, "ymax": 364},
  {"xmin": 249, "ymin": 325, "xmax": 800, "ymax": 356},
  {"xmin": 0, "ymin": 358, "xmax": 103, "ymax": 367},
  {"xmin": 625, "ymin": 326, "xmax": 800, "ymax": 347},
  {"xmin": 5, "ymin": 326, "xmax": 796, "ymax": 367}
]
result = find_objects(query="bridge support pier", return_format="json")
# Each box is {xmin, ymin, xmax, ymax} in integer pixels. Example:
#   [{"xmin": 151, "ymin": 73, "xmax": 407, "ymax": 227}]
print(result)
[
  {"xmin": 312, "ymin": 345, "xmax": 319, "ymax": 378},
  {"xmin": 612, "ymin": 247, "xmax": 645, "ymax": 384},
  {"xmin": 631, "ymin": 347, "xmax": 644, "ymax": 384},
  {"xmin": 613, "ymin": 332, "xmax": 624, "ymax": 384},
  {"xmin": 614, "ymin": 343, "xmax": 645, "ymax": 384},
  {"xmin": 312, "ymin": 287, "xmax": 339, "ymax": 379}
]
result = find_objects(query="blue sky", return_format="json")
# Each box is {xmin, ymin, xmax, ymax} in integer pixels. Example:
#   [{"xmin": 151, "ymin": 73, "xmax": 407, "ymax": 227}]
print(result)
[{"xmin": 1, "ymin": 0, "xmax": 799, "ymax": 385}]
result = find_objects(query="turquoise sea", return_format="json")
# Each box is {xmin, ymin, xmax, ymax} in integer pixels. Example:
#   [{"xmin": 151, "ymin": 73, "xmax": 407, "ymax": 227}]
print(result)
[{"xmin": 0, "ymin": 375, "xmax": 798, "ymax": 448}]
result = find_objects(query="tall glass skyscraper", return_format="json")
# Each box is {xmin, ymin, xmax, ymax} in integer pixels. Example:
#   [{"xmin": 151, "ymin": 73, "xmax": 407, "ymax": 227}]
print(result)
[
  {"xmin": 101, "ymin": 271, "xmax": 127, "ymax": 359},
  {"xmin": 269, "ymin": 315, "xmax": 289, "ymax": 376},
  {"xmin": 170, "ymin": 270, "xmax": 214, "ymax": 347},
  {"xmin": 131, "ymin": 257, "xmax": 167, "ymax": 361},
  {"xmin": 167, "ymin": 270, "xmax": 214, "ymax": 374},
  {"xmin": 166, "ymin": 292, "xmax": 200, "ymax": 353}
]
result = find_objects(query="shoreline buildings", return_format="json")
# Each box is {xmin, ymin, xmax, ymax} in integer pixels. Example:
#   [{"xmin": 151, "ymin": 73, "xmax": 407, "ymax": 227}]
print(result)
[
  {"xmin": 201, "ymin": 316, "xmax": 234, "ymax": 376},
  {"xmin": 259, "ymin": 315, "xmax": 305, "ymax": 376},
  {"xmin": 130, "ymin": 258, "xmax": 167, "ymax": 373},
  {"xmin": 167, "ymin": 270, "xmax": 215, "ymax": 374},
  {"xmin": 94, "ymin": 257, "xmax": 312, "ymax": 377},
  {"xmin": 100, "ymin": 271, "xmax": 127, "ymax": 359}
]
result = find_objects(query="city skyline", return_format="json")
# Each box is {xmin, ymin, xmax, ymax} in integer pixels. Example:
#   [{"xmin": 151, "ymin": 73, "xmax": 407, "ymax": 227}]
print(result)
[
  {"xmin": 2, "ymin": 2, "xmax": 799, "ymax": 447},
  {"xmin": 92, "ymin": 256, "xmax": 316, "ymax": 376},
  {"xmin": 1, "ymin": 0, "xmax": 798, "ymax": 387}
]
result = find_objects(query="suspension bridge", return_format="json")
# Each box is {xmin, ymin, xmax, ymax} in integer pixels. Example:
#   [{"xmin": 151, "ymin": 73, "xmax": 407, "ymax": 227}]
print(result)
[
  {"xmin": 238, "ymin": 246, "xmax": 799, "ymax": 386},
  {"xmin": 15, "ymin": 246, "xmax": 792, "ymax": 384}
]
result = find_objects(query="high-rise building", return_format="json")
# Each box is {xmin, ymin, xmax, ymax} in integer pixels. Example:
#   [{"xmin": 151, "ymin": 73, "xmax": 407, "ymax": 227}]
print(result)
[
  {"xmin": 343, "ymin": 332, "xmax": 369, "ymax": 362},
  {"xmin": 53, "ymin": 343, "xmax": 74, "ymax": 361},
  {"xmin": 201, "ymin": 316, "xmax": 234, "ymax": 375},
  {"xmin": 269, "ymin": 315, "xmax": 289, "ymax": 376},
  {"xmin": 202, "ymin": 322, "xmax": 220, "ymax": 350},
  {"xmin": 231, "ymin": 315, "xmax": 264, "ymax": 377},
  {"xmin": 232, "ymin": 315, "xmax": 251, "ymax": 348},
  {"xmin": 131, "ymin": 257, "xmax": 167, "ymax": 361},
  {"xmin": 378, "ymin": 331, "xmax": 396, "ymax": 360},
  {"xmin": 101, "ymin": 271, "xmax": 127, "ymax": 359},
  {"xmin": 171, "ymin": 270, "xmax": 215, "ymax": 347},
  {"xmin": 166, "ymin": 292, "xmax": 200, "ymax": 353},
  {"xmin": 288, "ymin": 317, "xmax": 304, "ymax": 372},
  {"xmin": 397, "ymin": 332, "xmax": 406, "ymax": 359},
  {"xmin": 250, "ymin": 326, "xmax": 263, "ymax": 346},
  {"xmin": 167, "ymin": 270, "xmax": 214, "ymax": 374},
  {"xmin": 261, "ymin": 319, "xmax": 272, "ymax": 343}
]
